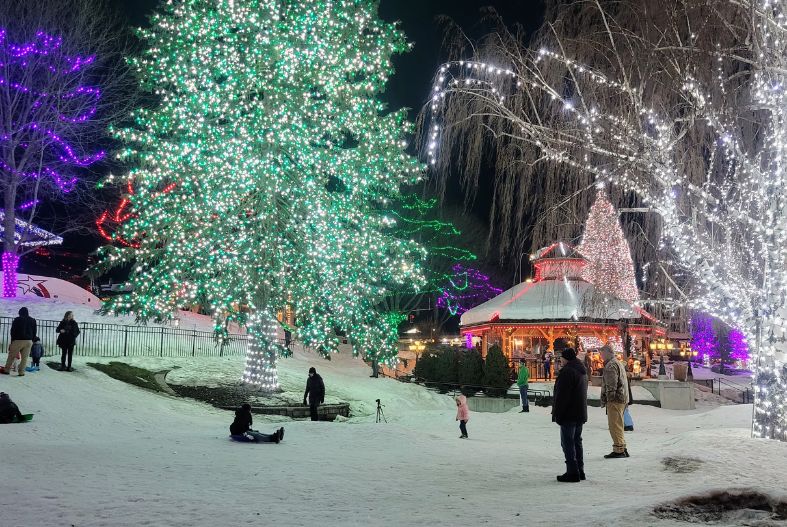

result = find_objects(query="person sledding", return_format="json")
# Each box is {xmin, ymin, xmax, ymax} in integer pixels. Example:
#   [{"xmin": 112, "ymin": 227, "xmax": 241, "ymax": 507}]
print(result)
[
  {"xmin": 229, "ymin": 403, "xmax": 284, "ymax": 443},
  {"xmin": 0, "ymin": 392, "xmax": 24, "ymax": 424}
]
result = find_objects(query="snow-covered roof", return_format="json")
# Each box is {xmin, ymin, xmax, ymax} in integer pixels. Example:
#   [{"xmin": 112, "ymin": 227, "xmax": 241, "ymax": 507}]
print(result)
[
  {"xmin": 0, "ymin": 210, "xmax": 62, "ymax": 247},
  {"xmin": 460, "ymin": 278, "xmax": 637, "ymax": 327}
]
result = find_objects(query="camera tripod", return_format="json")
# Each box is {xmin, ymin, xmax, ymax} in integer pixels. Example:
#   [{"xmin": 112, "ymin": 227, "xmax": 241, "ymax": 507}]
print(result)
[{"xmin": 375, "ymin": 399, "xmax": 387, "ymax": 423}]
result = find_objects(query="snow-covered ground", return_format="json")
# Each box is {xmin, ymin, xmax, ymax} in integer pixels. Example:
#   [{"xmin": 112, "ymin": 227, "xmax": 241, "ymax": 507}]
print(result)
[{"xmin": 2, "ymin": 347, "xmax": 786, "ymax": 527}]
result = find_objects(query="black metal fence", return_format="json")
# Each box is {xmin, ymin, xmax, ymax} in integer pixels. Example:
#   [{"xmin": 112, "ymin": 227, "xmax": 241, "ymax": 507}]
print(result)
[{"xmin": 0, "ymin": 317, "xmax": 248, "ymax": 358}]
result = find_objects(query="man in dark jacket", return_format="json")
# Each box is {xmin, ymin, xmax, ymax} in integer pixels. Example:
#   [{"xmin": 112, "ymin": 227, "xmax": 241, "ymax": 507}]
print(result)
[
  {"xmin": 303, "ymin": 367, "xmax": 325, "ymax": 421},
  {"xmin": 551, "ymin": 347, "xmax": 588, "ymax": 483},
  {"xmin": 2, "ymin": 307, "xmax": 36, "ymax": 376},
  {"xmin": 0, "ymin": 392, "xmax": 24, "ymax": 423}
]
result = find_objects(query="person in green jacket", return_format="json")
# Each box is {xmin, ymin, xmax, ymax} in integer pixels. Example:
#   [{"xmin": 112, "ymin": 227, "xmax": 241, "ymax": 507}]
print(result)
[{"xmin": 517, "ymin": 359, "xmax": 530, "ymax": 413}]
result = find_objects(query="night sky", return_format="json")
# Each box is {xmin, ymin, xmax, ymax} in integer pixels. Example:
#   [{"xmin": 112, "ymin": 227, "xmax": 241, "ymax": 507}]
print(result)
[{"xmin": 32, "ymin": 1, "xmax": 544, "ymax": 281}]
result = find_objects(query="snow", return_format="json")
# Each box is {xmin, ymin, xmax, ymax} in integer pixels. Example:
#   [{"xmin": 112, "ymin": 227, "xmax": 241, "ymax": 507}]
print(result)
[
  {"xmin": 2, "ymin": 346, "xmax": 786, "ymax": 527},
  {"xmin": 460, "ymin": 278, "xmax": 635, "ymax": 326}
]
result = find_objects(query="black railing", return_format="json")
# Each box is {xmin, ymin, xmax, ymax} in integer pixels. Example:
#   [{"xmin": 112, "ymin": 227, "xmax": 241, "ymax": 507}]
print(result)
[
  {"xmin": 0, "ymin": 317, "xmax": 248, "ymax": 358},
  {"xmin": 692, "ymin": 377, "xmax": 753, "ymax": 404}
]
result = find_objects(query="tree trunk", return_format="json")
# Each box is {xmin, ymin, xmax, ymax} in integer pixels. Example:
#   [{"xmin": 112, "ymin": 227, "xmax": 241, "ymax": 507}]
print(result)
[
  {"xmin": 242, "ymin": 311, "xmax": 282, "ymax": 392},
  {"xmin": 3, "ymin": 185, "xmax": 18, "ymax": 298}
]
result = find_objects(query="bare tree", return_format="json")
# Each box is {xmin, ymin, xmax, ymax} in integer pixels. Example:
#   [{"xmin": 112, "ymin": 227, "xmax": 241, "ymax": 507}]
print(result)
[
  {"xmin": 423, "ymin": 0, "xmax": 787, "ymax": 439},
  {"xmin": 0, "ymin": 0, "xmax": 133, "ymax": 296}
]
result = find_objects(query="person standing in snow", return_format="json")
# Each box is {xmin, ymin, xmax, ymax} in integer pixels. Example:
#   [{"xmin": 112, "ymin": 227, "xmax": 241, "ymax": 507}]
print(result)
[
  {"xmin": 517, "ymin": 359, "xmax": 530, "ymax": 413},
  {"xmin": 2, "ymin": 307, "xmax": 37, "ymax": 377},
  {"xmin": 543, "ymin": 351, "xmax": 553, "ymax": 380},
  {"xmin": 56, "ymin": 311, "xmax": 80, "ymax": 372},
  {"xmin": 600, "ymin": 344, "xmax": 630, "ymax": 458},
  {"xmin": 229, "ymin": 403, "xmax": 283, "ymax": 443},
  {"xmin": 551, "ymin": 348, "xmax": 588, "ymax": 483},
  {"xmin": 0, "ymin": 392, "xmax": 24, "ymax": 423},
  {"xmin": 303, "ymin": 367, "xmax": 325, "ymax": 421},
  {"xmin": 28, "ymin": 337, "xmax": 44, "ymax": 371},
  {"xmin": 455, "ymin": 394, "xmax": 470, "ymax": 438}
]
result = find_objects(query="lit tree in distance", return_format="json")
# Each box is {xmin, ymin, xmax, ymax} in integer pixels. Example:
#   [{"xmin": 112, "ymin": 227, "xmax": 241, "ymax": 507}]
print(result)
[
  {"xmin": 690, "ymin": 314, "xmax": 718, "ymax": 364},
  {"xmin": 95, "ymin": 0, "xmax": 426, "ymax": 391},
  {"xmin": 437, "ymin": 264, "xmax": 502, "ymax": 315},
  {"xmin": 576, "ymin": 189, "xmax": 639, "ymax": 305}
]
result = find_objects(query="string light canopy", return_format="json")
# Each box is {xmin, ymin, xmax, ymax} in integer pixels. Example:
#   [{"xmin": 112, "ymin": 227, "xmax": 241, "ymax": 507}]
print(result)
[
  {"xmin": 94, "ymin": 0, "xmax": 426, "ymax": 391},
  {"xmin": 425, "ymin": 1, "xmax": 787, "ymax": 440}
]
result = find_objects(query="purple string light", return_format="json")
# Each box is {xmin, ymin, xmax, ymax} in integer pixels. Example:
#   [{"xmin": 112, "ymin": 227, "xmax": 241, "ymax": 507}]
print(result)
[
  {"xmin": 437, "ymin": 264, "xmax": 503, "ymax": 315},
  {"xmin": 0, "ymin": 29, "xmax": 103, "ymax": 296}
]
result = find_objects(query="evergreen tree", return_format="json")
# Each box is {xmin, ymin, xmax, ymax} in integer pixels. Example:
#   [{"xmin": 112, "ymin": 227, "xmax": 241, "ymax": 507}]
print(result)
[
  {"xmin": 458, "ymin": 348, "xmax": 484, "ymax": 392},
  {"xmin": 413, "ymin": 350, "xmax": 439, "ymax": 382},
  {"xmin": 436, "ymin": 347, "xmax": 461, "ymax": 384},
  {"xmin": 577, "ymin": 189, "xmax": 639, "ymax": 304},
  {"xmin": 483, "ymin": 345, "xmax": 511, "ymax": 396},
  {"xmin": 95, "ymin": 0, "xmax": 425, "ymax": 390}
]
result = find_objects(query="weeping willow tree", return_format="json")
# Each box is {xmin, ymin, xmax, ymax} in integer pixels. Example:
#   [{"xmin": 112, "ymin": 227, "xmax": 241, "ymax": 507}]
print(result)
[{"xmin": 423, "ymin": 0, "xmax": 787, "ymax": 440}]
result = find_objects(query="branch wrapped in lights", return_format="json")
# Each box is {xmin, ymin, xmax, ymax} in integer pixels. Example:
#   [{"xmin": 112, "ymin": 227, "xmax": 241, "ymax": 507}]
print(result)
[
  {"xmin": 425, "ymin": 1, "xmax": 787, "ymax": 439},
  {"xmin": 437, "ymin": 264, "xmax": 502, "ymax": 316},
  {"xmin": 0, "ymin": 28, "xmax": 105, "ymax": 296},
  {"xmin": 94, "ymin": 0, "xmax": 427, "ymax": 391}
]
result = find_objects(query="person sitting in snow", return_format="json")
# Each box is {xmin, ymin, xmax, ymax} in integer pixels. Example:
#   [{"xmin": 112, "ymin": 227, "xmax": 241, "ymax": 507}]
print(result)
[
  {"xmin": 229, "ymin": 403, "xmax": 283, "ymax": 443},
  {"xmin": 0, "ymin": 392, "xmax": 24, "ymax": 424}
]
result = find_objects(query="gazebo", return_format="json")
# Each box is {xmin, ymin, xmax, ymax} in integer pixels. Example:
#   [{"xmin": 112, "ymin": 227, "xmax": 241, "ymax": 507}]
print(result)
[{"xmin": 459, "ymin": 242, "xmax": 664, "ymax": 376}]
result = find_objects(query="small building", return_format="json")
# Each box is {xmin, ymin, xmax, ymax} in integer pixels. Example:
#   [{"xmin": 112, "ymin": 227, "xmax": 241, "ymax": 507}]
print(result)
[{"xmin": 459, "ymin": 242, "xmax": 664, "ymax": 377}]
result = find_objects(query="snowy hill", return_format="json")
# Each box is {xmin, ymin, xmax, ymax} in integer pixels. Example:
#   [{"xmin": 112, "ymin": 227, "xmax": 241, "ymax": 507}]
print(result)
[{"xmin": 2, "ymin": 349, "xmax": 787, "ymax": 527}]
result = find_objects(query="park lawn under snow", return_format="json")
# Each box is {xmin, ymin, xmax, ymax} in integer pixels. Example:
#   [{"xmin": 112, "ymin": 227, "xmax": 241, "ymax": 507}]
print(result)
[{"xmin": 2, "ymin": 348, "xmax": 786, "ymax": 527}]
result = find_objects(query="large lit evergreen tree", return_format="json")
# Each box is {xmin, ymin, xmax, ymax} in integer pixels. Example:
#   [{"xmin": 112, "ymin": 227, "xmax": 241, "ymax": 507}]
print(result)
[
  {"xmin": 577, "ymin": 189, "xmax": 639, "ymax": 305},
  {"xmin": 96, "ymin": 0, "xmax": 426, "ymax": 390}
]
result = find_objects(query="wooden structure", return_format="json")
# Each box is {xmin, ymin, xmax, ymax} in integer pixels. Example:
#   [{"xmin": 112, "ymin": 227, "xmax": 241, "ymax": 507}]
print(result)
[{"xmin": 460, "ymin": 243, "xmax": 665, "ymax": 362}]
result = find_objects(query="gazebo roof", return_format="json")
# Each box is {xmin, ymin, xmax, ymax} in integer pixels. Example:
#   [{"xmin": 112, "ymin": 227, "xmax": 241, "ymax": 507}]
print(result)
[
  {"xmin": 0, "ymin": 211, "xmax": 62, "ymax": 247},
  {"xmin": 459, "ymin": 279, "xmax": 638, "ymax": 327}
]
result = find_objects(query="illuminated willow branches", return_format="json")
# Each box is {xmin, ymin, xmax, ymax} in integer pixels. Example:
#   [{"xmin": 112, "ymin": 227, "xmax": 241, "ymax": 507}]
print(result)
[{"xmin": 425, "ymin": 0, "xmax": 787, "ymax": 439}]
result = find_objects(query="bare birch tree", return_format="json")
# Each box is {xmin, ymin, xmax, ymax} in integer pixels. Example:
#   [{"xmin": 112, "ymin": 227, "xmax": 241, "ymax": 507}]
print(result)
[
  {"xmin": 0, "ymin": 0, "xmax": 133, "ymax": 296},
  {"xmin": 424, "ymin": 0, "xmax": 787, "ymax": 439}
]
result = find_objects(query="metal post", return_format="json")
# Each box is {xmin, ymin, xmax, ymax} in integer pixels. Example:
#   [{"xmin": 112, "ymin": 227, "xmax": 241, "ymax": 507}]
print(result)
[
  {"xmin": 191, "ymin": 330, "xmax": 197, "ymax": 357},
  {"xmin": 123, "ymin": 326, "xmax": 128, "ymax": 357},
  {"xmin": 160, "ymin": 327, "xmax": 164, "ymax": 357}
]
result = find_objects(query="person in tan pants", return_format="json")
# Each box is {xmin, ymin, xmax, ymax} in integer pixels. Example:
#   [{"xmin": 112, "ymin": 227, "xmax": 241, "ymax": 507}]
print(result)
[
  {"xmin": 2, "ymin": 307, "xmax": 37, "ymax": 377},
  {"xmin": 599, "ymin": 344, "xmax": 629, "ymax": 458}
]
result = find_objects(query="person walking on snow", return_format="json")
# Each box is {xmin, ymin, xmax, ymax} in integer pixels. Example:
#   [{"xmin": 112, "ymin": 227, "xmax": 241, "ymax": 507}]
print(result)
[
  {"xmin": 303, "ymin": 367, "xmax": 325, "ymax": 421},
  {"xmin": 551, "ymin": 348, "xmax": 588, "ymax": 482},
  {"xmin": 600, "ymin": 344, "xmax": 630, "ymax": 458},
  {"xmin": 56, "ymin": 311, "xmax": 80, "ymax": 372},
  {"xmin": 229, "ymin": 403, "xmax": 283, "ymax": 443},
  {"xmin": 517, "ymin": 359, "xmax": 530, "ymax": 413},
  {"xmin": 455, "ymin": 394, "xmax": 470, "ymax": 438},
  {"xmin": 2, "ymin": 307, "xmax": 36, "ymax": 377}
]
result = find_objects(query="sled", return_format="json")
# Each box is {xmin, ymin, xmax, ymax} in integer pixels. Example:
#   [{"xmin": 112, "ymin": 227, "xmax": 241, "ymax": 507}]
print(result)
[{"xmin": 11, "ymin": 414, "xmax": 33, "ymax": 423}]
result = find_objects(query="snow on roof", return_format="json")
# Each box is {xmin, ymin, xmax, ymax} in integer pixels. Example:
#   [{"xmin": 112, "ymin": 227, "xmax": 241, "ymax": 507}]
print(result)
[
  {"xmin": 460, "ymin": 278, "xmax": 637, "ymax": 327},
  {"xmin": 0, "ymin": 210, "xmax": 62, "ymax": 247}
]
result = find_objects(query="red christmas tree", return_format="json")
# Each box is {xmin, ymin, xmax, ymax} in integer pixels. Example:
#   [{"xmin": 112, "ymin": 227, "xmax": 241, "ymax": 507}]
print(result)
[{"xmin": 577, "ymin": 189, "xmax": 639, "ymax": 305}]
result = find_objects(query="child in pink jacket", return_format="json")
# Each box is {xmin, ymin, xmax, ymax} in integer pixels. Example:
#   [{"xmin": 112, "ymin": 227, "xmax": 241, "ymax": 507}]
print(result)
[{"xmin": 455, "ymin": 394, "xmax": 470, "ymax": 439}]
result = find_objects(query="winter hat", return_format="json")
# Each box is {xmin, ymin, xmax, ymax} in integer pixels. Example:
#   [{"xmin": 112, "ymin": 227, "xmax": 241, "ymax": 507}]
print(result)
[
  {"xmin": 561, "ymin": 348, "xmax": 577, "ymax": 361},
  {"xmin": 0, "ymin": 392, "xmax": 8, "ymax": 400},
  {"xmin": 599, "ymin": 344, "xmax": 614, "ymax": 357},
  {"xmin": 308, "ymin": 367, "xmax": 316, "ymax": 374},
  {"xmin": 18, "ymin": 307, "xmax": 28, "ymax": 317},
  {"xmin": 241, "ymin": 403, "xmax": 251, "ymax": 411}
]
